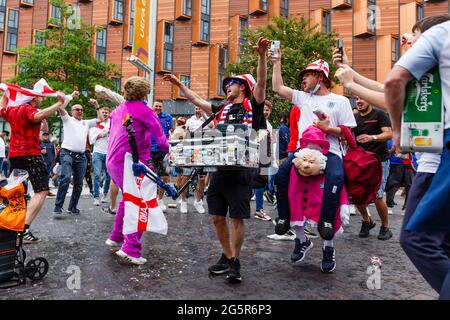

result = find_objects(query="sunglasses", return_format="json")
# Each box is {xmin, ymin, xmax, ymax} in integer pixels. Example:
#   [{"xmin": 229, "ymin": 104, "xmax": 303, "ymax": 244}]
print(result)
[
  {"xmin": 73, "ymin": 108, "xmax": 84, "ymax": 112},
  {"xmin": 225, "ymin": 80, "xmax": 244, "ymax": 90}
]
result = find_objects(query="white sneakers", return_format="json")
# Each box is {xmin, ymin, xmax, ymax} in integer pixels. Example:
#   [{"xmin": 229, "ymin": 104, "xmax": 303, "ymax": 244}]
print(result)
[
  {"xmin": 105, "ymin": 238, "xmax": 122, "ymax": 248},
  {"xmin": 157, "ymin": 198, "xmax": 167, "ymax": 212},
  {"xmin": 193, "ymin": 200, "xmax": 205, "ymax": 214},
  {"xmin": 94, "ymin": 198, "xmax": 100, "ymax": 206},
  {"xmin": 101, "ymin": 194, "xmax": 108, "ymax": 203},
  {"xmin": 349, "ymin": 204, "xmax": 357, "ymax": 216},
  {"xmin": 180, "ymin": 200, "xmax": 188, "ymax": 214},
  {"xmin": 115, "ymin": 249, "xmax": 147, "ymax": 265}
]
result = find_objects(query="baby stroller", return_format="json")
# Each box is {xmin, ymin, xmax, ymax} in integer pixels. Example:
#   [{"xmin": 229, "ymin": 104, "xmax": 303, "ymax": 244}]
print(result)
[{"xmin": 0, "ymin": 169, "xmax": 48, "ymax": 289}]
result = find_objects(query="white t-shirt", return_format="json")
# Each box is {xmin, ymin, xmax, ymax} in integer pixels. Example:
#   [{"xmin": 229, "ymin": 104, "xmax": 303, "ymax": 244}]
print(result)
[
  {"xmin": 61, "ymin": 114, "xmax": 97, "ymax": 153},
  {"xmin": 292, "ymin": 90, "xmax": 356, "ymax": 157},
  {"xmin": 0, "ymin": 137, "xmax": 5, "ymax": 158},
  {"xmin": 416, "ymin": 152, "xmax": 441, "ymax": 174},
  {"xmin": 186, "ymin": 114, "xmax": 211, "ymax": 132},
  {"xmin": 89, "ymin": 119, "xmax": 110, "ymax": 154}
]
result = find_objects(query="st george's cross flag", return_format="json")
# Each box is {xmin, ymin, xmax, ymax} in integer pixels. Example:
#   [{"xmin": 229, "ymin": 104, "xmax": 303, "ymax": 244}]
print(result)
[
  {"xmin": 123, "ymin": 153, "xmax": 168, "ymax": 235},
  {"xmin": 0, "ymin": 78, "xmax": 59, "ymax": 107}
]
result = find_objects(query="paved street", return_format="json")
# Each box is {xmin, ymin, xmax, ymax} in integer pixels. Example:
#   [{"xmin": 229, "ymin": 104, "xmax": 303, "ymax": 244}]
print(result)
[{"xmin": 1, "ymin": 186, "xmax": 438, "ymax": 300}]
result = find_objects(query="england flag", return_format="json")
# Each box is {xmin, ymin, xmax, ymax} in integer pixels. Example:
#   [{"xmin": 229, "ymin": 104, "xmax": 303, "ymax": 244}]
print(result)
[
  {"xmin": 0, "ymin": 78, "xmax": 59, "ymax": 107},
  {"xmin": 123, "ymin": 153, "xmax": 168, "ymax": 235}
]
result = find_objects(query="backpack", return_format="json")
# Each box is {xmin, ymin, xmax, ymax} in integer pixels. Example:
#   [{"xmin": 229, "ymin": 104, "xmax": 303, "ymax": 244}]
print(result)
[{"xmin": 338, "ymin": 125, "xmax": 382, "ymax": 205}]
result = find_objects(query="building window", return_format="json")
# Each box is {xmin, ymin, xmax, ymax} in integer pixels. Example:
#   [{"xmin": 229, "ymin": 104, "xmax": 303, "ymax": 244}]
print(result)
[
  {"xmin": 128, "ymin": 0, "xmax": 135, "ymax": 46},
  {"xmin": 51, "ymin": 4, "xmax": 62, "ymax": 22},
  {"xmin": 96, "ymin": 28, "xmax": 107, "ymax": 62},
  {"xmin": 179, "ymin": 75, "xmax": 190, "ymax": 97},
  {"xmin": 368, "ymin": 0, "xmax": 376, "ymax": 33},
  {"xmin": 260, "ymin": 0, "xmax": 268, "ymax": 11},
  {"xmin": 20, "ymin": 0, "xmax": 34, "ymax": 5},
  {"xmin": 280, "ymin": 0, "xmax": 289, "ymax": 17},
  {"xmin": 218, "ymin": 47, "xmax": 228, "ymax": 96},
  {"xmin": 5, "ymin": 9, "xmax": 19, "ymax": 52},
  {"xmin": 391, "ymin": 37, "xmax": 399, "ymax": 67},
  {"xmin": 238, "ymin": 17, "xmax": 248, "ymax": 60},
  {"xmin": 184, "ymin": 0, "xmax": 192, "ymax": 16},
  {"xmin": 163, "ymin": 22, "xmax": 174, "ymax": 70},
  {"xmin": 0, "ymin": 0, "xmax": 6, "ymax": 30},
  {"xmin": 200, "ymin": 0, "xmax": 210, "ymax": 42},
  {"xmin": 113, "ymin": 0, "xmax": 125, "ymax": 22},
  {"xmin": 112, "ymin": 78, "xmax": 121, "ymax": 92},
  {"xmin": 416, "ymin": 3, "xmax": 424, "ymax": 21},
  {"xmin": 322, "ymin": 10, "xmax": 331, "ymax": 34},
  {"xmin": 34, "ymin": 30, "xmax": 46, "ymax": 46}
]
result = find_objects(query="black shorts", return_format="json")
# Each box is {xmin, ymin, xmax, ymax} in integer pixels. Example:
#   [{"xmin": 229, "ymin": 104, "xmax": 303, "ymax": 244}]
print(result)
[
  {"xmin": 206, "ymin": 170, "xmax": 252, "ymax": 219},
  {"xmin": 150, "ymin": 152, "xmax": 168, "ymax": 177},
  {"xmin": 9, "ymin": 156, "xmax": 49, "ymax": 193}
]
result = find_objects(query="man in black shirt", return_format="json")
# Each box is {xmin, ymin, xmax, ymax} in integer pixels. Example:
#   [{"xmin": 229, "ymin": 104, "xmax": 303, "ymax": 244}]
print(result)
[
  {"xmin": 352, "ymin": 96, "xmax": 393, "ymax": 240},
  {"xmin": 163, "ymin": 38, "xmax": 270, "ymax": 283}
]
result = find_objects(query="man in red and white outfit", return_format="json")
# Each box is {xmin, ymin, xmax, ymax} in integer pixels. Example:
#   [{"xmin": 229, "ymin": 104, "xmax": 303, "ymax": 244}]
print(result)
[{"xmin": 0, "ymin": 79, "xmax": 68, "ymax": 243}]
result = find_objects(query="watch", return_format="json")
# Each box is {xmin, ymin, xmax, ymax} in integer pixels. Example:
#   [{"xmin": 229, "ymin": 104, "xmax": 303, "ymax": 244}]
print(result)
[{"xmin": 372, "ymin": 135, "xmax": 378, "ymax": 141}]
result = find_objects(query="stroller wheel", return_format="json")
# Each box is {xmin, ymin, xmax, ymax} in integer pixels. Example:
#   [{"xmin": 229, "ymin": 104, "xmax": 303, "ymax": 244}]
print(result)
[
  {"xmin": 26, "ymin": 258, "xmax": 49, "ymax": 281},
  {"xmin": 15, "ymin": 248, "xmax": 26, "ymax": 267}
]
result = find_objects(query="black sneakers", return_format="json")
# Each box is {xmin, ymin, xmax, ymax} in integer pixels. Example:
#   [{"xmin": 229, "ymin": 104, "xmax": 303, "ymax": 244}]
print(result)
[
  {"xmin": 23, "ymin": 229, "xmax": 41, "ymax": 244},
  {"xmin": 290, "ymin": 238, "xmax": 313, "ymax": 263},
  {"xmin": 227, "ymin": 257, "xmax": 242, "ymax": 283},
  {"xmin": 359, "ymin": 218, "xmax": 376, "ymax": 238},
  {"xmin": 275, "ymin": 218, "xmax": 290, "ymax": 235},
  {"xmin": 304, "ymin": 224, "xmax": 319, "ymax": 239},
  {"xmin": 378, "ymin": 226, "xmax": 393, "ymax": 240},
  {"xmin": 208, "ymin": 253, "xmax": 230, "ymax": 275},
  {"xmin": 321, "ymin": 246, "xmax": 336, "ymax": 273}
]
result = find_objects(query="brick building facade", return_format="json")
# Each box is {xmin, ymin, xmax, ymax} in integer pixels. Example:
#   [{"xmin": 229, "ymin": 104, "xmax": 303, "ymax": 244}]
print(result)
[{"xmin": 0, "ymin": 0, "xmax": 449, "ymax": 119}]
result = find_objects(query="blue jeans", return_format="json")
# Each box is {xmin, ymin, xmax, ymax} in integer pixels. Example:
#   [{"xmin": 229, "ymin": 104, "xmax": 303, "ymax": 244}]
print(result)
[
  {"xmin": 377, "ymin": 160, "xmax": 390, "ymax": 199},
  {"xmin": 55, "ymin": 149, "xmax": 88, "ymax": 210},
  {"xmin": 267, "ymin": 174, "xmax": 275, "ymax": 196},
  {"xmin": 92, "ymin": 152, "xmax": 110, "ymax": 198},
  {"xmin": 255, "ymin": 187, "xmax": 264, "ymax": 211}
]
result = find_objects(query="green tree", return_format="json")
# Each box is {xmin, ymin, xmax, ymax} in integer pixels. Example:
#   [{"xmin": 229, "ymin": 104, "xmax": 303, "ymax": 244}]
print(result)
[
  {"xmin": 9, "ymin": 0, "xmax": 121, "ymax": 134},
  {"xmin": 226, "ymin": 16, "xmax": 338, "ymax": 127}
]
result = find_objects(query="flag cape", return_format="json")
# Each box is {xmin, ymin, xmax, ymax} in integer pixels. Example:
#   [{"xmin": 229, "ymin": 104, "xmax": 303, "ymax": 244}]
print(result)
[
  {"xmin": 0, "ymin": 78, "xmax": 58, "ymax": 107},
  {"xmin": 123, "ymin": 153, "xmax": 168, "ymax": 235}
]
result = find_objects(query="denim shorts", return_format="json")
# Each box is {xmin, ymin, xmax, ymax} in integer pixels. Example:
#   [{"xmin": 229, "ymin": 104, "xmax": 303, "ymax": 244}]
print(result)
[{"xmin": 377, "ymin": 160, "xmax": 390, "ymax": 199}]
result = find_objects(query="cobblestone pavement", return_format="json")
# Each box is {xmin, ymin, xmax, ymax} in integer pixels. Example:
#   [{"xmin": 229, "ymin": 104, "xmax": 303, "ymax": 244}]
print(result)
[{"xmin": 1, "ymin": 189, "xmax": 438, "ymax": 300}]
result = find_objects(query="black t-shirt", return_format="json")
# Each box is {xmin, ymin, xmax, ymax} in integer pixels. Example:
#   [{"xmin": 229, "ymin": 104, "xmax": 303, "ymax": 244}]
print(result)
[
  {"xmin": 353, "ymin": 107, "xmax": 391, "ymax": 161},
  {"xmin": 212, "ymin": 97, "xmax": 267, "ymax": 131}
]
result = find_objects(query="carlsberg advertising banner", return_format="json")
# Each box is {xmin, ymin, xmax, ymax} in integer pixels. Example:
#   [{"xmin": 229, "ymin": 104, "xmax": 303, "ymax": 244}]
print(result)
[{"xmin": 401, "ymin": 67, "xmax": 444, "ymax": 152}]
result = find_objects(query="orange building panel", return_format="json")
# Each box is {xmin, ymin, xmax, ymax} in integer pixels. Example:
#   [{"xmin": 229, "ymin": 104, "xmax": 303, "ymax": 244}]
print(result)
[{"xmin": 18, "ymin": 6, "xmax": 33, "ymax": 48}]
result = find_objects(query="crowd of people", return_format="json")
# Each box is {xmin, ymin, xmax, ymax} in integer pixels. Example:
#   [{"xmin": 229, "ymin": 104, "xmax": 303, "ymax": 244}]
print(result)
[{"xmin": 0, "ymin": 14, "xmax": 449, "ymax": 298}]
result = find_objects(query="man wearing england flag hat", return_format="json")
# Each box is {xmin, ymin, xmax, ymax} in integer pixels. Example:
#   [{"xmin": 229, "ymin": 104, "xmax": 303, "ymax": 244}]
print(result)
[
  {"xmin": 270, "ymin": 49, "xmax": 356, "ymax": 273},
  {"xmin": 164, "ymin": 38, "xmax": 271, "ymax": 284},
  {"xmin": 0, "ymin": 79, "xmax": 70, "ymax": 243}
]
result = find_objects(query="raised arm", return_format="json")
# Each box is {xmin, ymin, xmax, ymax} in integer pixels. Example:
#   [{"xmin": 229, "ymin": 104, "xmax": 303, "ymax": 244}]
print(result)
[
  {"xmin": 269, "ymin": 48, "xmax": 294, "ymax": 102},
  {"xmin": 332, "ymin": 48, "xmax": 384, "ymax": 93},
  {"xmin": 163, "ymin": 74, "xmax": 212, "ymax": 115},
  {"xmin": 33, "ymin": 93, "xmax": 66, "ymax": 122},
  {"xmin": 253, "ymin": 38, "xmax": 270, "ymax": 104},
  {"xmin": 95, "ymin": 84, "xmax": 125, "ymax": 106},
  {"xmin": 385, "ymin": 66, "xmax": 413, "ymax": 149},
  {"xmin": 335, "ymin": 67, "xmax": 386, "ymax": 110}
]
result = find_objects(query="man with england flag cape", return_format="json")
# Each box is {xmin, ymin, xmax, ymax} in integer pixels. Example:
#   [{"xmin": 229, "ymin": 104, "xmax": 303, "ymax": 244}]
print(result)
[{"xmin": 0, "ymin": 78, "xmax": 73, "ymax": 243}]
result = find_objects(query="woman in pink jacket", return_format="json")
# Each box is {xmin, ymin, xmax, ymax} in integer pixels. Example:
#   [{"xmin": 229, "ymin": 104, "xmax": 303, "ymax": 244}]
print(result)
[{"xmin": 105, "ymin": 77, "xmax": 169, "ymax": 265}]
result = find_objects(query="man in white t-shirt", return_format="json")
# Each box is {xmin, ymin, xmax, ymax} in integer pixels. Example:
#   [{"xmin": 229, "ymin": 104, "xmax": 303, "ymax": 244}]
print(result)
[
  {"xmin": 88, "ymin": 99, "xmax": 111, "ymax": 206},
  {"xmin": 53, "ymin": 103, "xmax": 100, "ymax": 217},
  {"xmin": 270, "ymin": 51, "xmax": 356, "ymax": 273}
]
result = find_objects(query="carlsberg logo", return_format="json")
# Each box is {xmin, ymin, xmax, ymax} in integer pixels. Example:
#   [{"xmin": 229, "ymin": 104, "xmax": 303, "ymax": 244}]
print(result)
[{"xmin": 415, "ymin": 73, "xmax": 434, "ymax": 112}]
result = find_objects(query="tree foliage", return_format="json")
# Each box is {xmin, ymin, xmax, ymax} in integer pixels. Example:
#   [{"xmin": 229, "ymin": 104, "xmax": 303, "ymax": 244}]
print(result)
[
  {"xmin": 9, "ymin": 0, "xmax": 121, "ymax": 133},
  {"xmin": 226, "ymin": 16, "xmax": 338, "ymax": 127}
]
